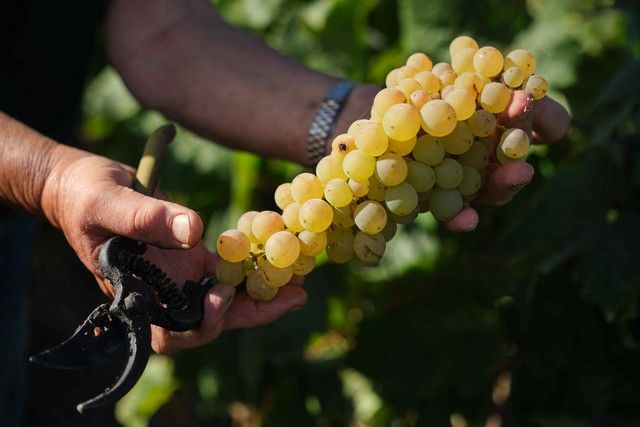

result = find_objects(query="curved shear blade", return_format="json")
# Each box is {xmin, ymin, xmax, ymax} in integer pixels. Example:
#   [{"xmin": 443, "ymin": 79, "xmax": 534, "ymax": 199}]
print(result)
[
  {"xmin": 76, "ymin": 309, "xmax": 151, "ymax": 413},
  {"xmin": 30, "ymin": 304, "xmax": 124, "ymax": 369}
]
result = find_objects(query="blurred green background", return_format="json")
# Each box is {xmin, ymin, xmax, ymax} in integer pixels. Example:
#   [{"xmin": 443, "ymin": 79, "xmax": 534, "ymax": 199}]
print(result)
[{"xmin": 74, "ymin": 0, "xmax": 640, "ymax": 425}]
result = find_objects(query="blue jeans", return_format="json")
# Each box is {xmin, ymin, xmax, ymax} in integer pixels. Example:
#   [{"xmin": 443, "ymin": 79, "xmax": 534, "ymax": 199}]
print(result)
[{"xmin": 0, "ymin": 211, "xmax": 36, "ymax": 427}]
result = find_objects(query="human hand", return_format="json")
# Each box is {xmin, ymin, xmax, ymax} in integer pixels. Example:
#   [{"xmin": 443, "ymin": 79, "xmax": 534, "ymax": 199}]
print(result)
[
  {"xmin": 444, "ymin": 90, "xmax": 571, "ymax": 232},
  {"xmin": 41, "ymin": 148, "xmax": 307, "ymax": 354}
]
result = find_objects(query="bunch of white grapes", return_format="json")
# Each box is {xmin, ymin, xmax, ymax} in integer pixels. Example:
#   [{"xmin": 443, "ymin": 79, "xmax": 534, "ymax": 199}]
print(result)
[{"xmin": 216, "ymin": 35, "xmax": 548, "ymax": 301}]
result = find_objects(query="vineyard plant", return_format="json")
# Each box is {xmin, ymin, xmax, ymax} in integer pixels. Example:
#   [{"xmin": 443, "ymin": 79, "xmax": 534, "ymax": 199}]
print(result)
[{"xmin": 71, "ymin": 0, "xmax": 640, "ymax": 425}]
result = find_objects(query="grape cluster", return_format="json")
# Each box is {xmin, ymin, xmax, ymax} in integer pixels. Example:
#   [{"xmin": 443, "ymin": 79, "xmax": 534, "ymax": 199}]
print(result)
[{"xmin": 216, "ymin": 35, "xmax": 548, "ymax": 301}]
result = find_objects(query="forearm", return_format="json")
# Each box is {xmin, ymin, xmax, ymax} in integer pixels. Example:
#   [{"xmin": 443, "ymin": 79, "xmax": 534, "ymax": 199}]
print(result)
[{"xmin": 106, "ymin": 0, "xmax": 378, "ymax": 165}]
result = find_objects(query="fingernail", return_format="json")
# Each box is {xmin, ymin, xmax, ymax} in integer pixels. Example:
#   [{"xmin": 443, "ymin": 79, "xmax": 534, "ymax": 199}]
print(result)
[
  {"xmin": 290, "ymin": 304, "xmax": 305, "ymax": 312},
  {"xmin": 171, "ymin": 214, "xmax": 191, "ymax": 245}
]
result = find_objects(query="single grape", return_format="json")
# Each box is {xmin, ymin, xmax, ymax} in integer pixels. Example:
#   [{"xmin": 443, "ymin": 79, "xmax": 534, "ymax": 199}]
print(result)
[
  {"xmin": 332, "ymin": 204, "xmax": 356, "ymax": 228},
  {"xmin": 504, "ymin": 49, "xmax": 536, "ymax": 78},
  {"xmin": 348, "ymin": 179, "xmax": 369, "ymax": 198},
  {"xmin": 252, "ymin": 211, "xmax": 285, "ymax": 243},
  {"xmin": 354, "ymin": 200, "xmax": 388, "ymax": 234},
  {"xmin": 434, "ymin": 158, "xmax": 464, "ymax": 189},
  {"xmin": 291, "ymin": 172, "xmax": 324, "ymax": 203},
  {"xmin": 413, "ymin": 134, "xmax": 445, "ymax": 166},
  {"xmin": 352, "ymin": 120, "xmax": 388, "ymax": 157},
  {"xmin": 440, "ymin": 84, "xmax": 455, "ymax": 100},
  {"xmin": 457, "ymin": 140, "xmax": 489, "ymax": 169},
  {"xmin": 496, "ymin": 146, "xmax": 526, "ymax": 165},
  {"xmin": 298, "ymin": 230, "xmax": 327, "ymax": 257},
  {"xmin": 375, "ymin": 153, "xmax": 408, "ymax": 187},
  {"xmin": 441, "ymin": 122, "xmax": 474, "ymax": 155},
  {"xmin": 439, "ymin": 70, "xmax": 458, "ymax": 87},
  {"xmin": 324, "ymin": 178, "xmax": 353, "ymax": 208},
  {"xmin": 414, "ymin": 71, "xmax": 441, "ymax": 94},
  {"xmin": 274, "ymin": 183, "xmax": 294, "ymax": 210},
  {"xmin": 451, "ymin": 48, "xmax": 476, "ymax": 74},
  {"xmin": 458, "ymin": 166, "xmax": 482, "ymax": 196},
  {"xmin": 385, "ymin": 182, "xmax": 418, "ymax": 216},
  {"xmin": 343, "ymin": 149, "xmax": 376, "ymax": 181},
  {"xmin": 380, "ymin": 218, "xmax": 398, "ymax": 241},
  {"xmin": 316, "ymin": 156, "xmax": 346, "ymax": 184},
  {"xmin": 291, "ymin": 254, "xmax": 316, "ymax": 276},
  {"xmin": 501, "ymin": 66, "xmax": 525, "ymax": 88},
  {"xmin": 473, "ymin": 46, "xmax": 504, "ymax": 77},
  {"xmin": 354, "ymin": 232, "xmax": 386, "ymax": 265},
  {"xmin": 396, "ymin": 65, "xmax": 419, "ymax": 80},
  {"xmin": 432, "ymin": 62, "xmax": 453, "ymax": 78},
  {"xmin": 246, "ymin": 269, "xmax": 278, "ymax": 301},
  {"xmin": 331, "ymin": 133, "xmax": 357, "ymax": 157},
  {"xmin": 367, "ymin": 175, "xmax": 387, "ymax": 201},
  {"xmin": 467, "ymin": 109, "xmax": 497, "ymax": 137},
  {"xmin": 264, "ymin": 230, "xmax": 300, "ymax": 268},
  {"xmin": 405, "ymin": 159, "xmax": 435, "ymax": 192},
  {"xmin": 385, "ymin": 68, "xmax": 400, "ymax": 88},
  {"xmin": 382, "ymin": 103, "xmax": 421, "ymax": 141},
  {"xmin": 428, "ymin": 189, "xmax": 463, "ymax": 221},
  {"xmin": 420, "ymin": 99, "xmax": 457, "ymax": 137},
  {"xmin": 499, "ymin": 128, "xmax": 530, "ymax": 158},
  {"xmin": 258, "ymin": 258, "xmax": 293, "ymax": 287},
  {"xmin": 454, "ymin": 72, "xmax": 485, "ymax": 96},
  {"xmin": 479, "ymin": 82, "xmax": 512, "ymax": 114},
  {"xmin": 326, "ymin": 229, "xmax": 355, "ymax": 263},
  {"xmin": 299, "ymin": 198, "xmax": 334, "ymax": 232},
  {"xmin": 409, "ymin": 89, "xmax": 432, "ymax": 110},
  {"xmin": 282, "ymin": 202, "xmax": 304, "ymax": 232},
  {"xmin": 449, "ymin": 35, "xmax": 479, "ymax": 57},
  {"xmin": 237, "ymin": 210, "xmax": 259, "ymax": 242},
  {"xmin": 216, "ymin": 229, "xmax": 251, "ymax": 263},
  {"xmin": 444, "ymin": 88, "xmax": 476, "ymax": 120},
  {"xmin": 524, "ymin": 74, "xmax": 548, "ymax": 99},
  {"xmin": 406, "ymin": 52, "xmax": 433, "ymax": 71},
  {"xmin": 371, "ymin": 87, "xmax": 406, "ymax": 119},
  {"xmin": 388, "ymin": 134, "xmax": 417, "ymax": 156},
  {"xmin": 215, "ymin": 259, "xmax": 246, "ymax": 287}
]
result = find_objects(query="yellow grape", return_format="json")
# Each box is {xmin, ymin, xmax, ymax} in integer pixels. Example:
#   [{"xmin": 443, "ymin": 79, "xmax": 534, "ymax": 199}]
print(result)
[
  {"xmin": 385, "ymin": 182, "xmax": 418, "ymax": 216},
  {"xmin": 431, "ymin": 62, "xmax": 453, "ymax": 78},
  {"xmin": 237, "ymin": 210, "xmax": 259, "ymax": 242},
  {"xmin": 215, "ymin": 259, "xmax": 246, "ymax": 287},
  {"xmin": 352, "ymin": 120, "xmax": 388, "ymax": 157},
  {"xmin": 434, "ymin": 158, "xmax": 464, "ymax": 189},
  {"xmin": 274, "ymin": 183, "xmax": 294, "ymax": 210},
  {"xmin": 216, "ymin": 229, "xmax": 251, "ymax": 263},
  {"xmin": 396, "ymin": 65, "xmax": 419, "ymax": 80},
  {"xmin": 282, "ymin": 202, "xmax": 304, "ymax": 232},
  {"xmin": 406, "ymin": 52, "xmax": 433, "ymax": 71},
  {"xmin": 454, "ymin": 72, "xmax": 484, "ymax": 96},
  {"xmin": 354, "ymin": 200, "xmax": 388, "ymax": 234},
  {"xmin": 501, "ymin": 66, "xmax": 525, "ymax": 88},
  {"xmin": 298, "ymin": 230, "xmax": 327, "ymax": 257},
  {"xmin": 467, "ymin": 109, "xmax": 497, "ymax": 137},
  {"xmin": 409, "ymin": 89, "xmax": 432, "ymax": 110},
  {"xmin": 251, "ymin": 211, "xmax": 285, "ymax": 243},
  {"xmin": 413, "ymin": 134, "xmax": 445, "ymax": 166},
  {"xmin": 343, "ymin": 149, "xmax": 376, "ymax": 181},
  {"xmin": 499, "ymin": 128, "xmax": 530, "ymax": 158},
  {"xmin": 291, "ymin": 254, "xmax": 316, "ymax": 276},
  {"xmin": 440, "ymin": 84, "xmax": 455, "ymax": 100},
  {"xmin": 246, "ymin": 269, "xmax": 278, "ymax": 301},
  {"xmin": 326, "ymin": 229, "xmax": 355, "ymax": 264},
  {"xmin": 332, "ymin": 204, "xmax": 356, "ymax": 228},
  {"xmin": 385, "ymin": 68, "xmax": 400, "ymax": 88},
  {"xmin": 264, "ymin": 230, "xmax": 300, "ymax": 268},
  {"xmin": 375, "ymin": 153, "xmax": 408, "ymax": 187},
  {"xmin": 473, "ymin": 46, "xmax": 504, "ymax": 78},
  {"xmin": 291, "ymin": 172, "xmax": 324, "ymax": 203},
  {"xmin": 258, "ymin": 258, "xmax": 293, "ymax": 287},
  {"xmin": 382, "ymin": 103, "xmax": 421, "ymax": 141},
  {"xmin": 479, "ymin": 82, "xmax": 512, "ymax": 114},
  {"xmin": 316, "ymin": 155, "xmax": 347, "ymax": 184},
  {"xmin": 524, "ymin": 75, "xmax": 548, "ymax": 99},
  {"xmin": 458, "ymin": 166, "xmax": 482, "ymax": 196},
  {"xmin": 354, "ymin": 231, "xmax": 386, "ymax": 265},
  {"xmin": 299, "ymin": 198, "xmax": 333, "ymax": 232},
  {"xmin": 420, "ymin": 99, "xmax": 457, "ymax": 137},
  {"xmin": 388, "ymin": 134, "xmax": 417, "ymax": 156},
  {"xmin": 331, "ymin": 133, "xmax": 356, "ymax": 157},
  {"xmin": 439, "ymin": 70, "xmax": 458, "ymax": 87},
  {"xmin": 504, "ymin": 49, "xmax": 536, "ymax": 78},
  {"xmin": 449, "ymin": 35, "xmax": 479, "ymax": 57},
  {"xmin": 348, "ymin": 179, "xmax": 369, "ymax": 198},
  {"xmin": 371, "ymin": 87, "xmax": 406, "ymax": 119},
  {"xmin": 444, "ymin": 88, "xmax": 476, "ymax": 120},
  {"xmin": 397, "ymin": 77, "xmax": 423, "ymax": 99},
  {"xmin": 440, "ymin": 121, "xmax": 474, "ymax": 155},
  {"xmin": 324, "ymin": 178, "xmax": 353, "ymax": 208},
  {"xmin": 405, "ymin": 159, "xmax": 435, "ymax": 192},
  {"xmin": 414, "ymin": 71, "xmax": 441, "ymax": 94},
  {"xmin": 451, "ymin": 48, "xmax": 476, "ymax": 74}
]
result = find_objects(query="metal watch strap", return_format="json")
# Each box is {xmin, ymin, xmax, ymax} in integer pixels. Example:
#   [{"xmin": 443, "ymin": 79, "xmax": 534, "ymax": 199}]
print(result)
[{"xmin": 307, "ymin": 81, "xmax": 357, "ymax": 166}]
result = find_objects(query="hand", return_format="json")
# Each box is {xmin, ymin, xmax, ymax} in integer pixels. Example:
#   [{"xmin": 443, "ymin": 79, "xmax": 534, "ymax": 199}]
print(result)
[
  {"xmin": 41, "ymin": 148, "xmax": 307, "ymax": 354},
  {"xmin": 444, "ymin": 90, "xmax": 571, "ymax": 232}
]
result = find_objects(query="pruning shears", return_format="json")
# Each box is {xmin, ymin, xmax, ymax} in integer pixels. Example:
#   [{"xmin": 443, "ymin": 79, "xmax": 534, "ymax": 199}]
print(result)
[{"xmin": 30, "ymin": 124, "xmax": 215, "ymax": 413}]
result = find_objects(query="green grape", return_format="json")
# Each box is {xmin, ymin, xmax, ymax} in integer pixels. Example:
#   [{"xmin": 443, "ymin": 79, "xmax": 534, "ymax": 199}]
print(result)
[
  {"xmin": 420, "ymin": 99, "xmax": 457, "ymax": 137},
  {"xmin": 451, "ymin": 48, "xmax": 476, "ymax": 74},
  {"xmin": 291, "ymin": 172, "xmax": 324, "ymax": 203},
  {"xmin": 413, "ymin": 134, "xmax": 445, "ymax": 166},
  {"xmin": 326, "ymin": 229, "xmax": 355, "ymax": 263},
  {"xmin": 441, "ymin": 121, "xmax": 474, "ymax": 155},
  {"xmin": 291, "ymin": 254, "xmax": 316, "ymax": 276},
  {"xmin": 382, "ymin": 103, "xmax": 421, "ymax": 141},
  {"xmin": 258, "ymin": 258, "xmax": 293, "ymax": 288},
  {"xmin": 414, "ymin": 71, "xmax": 441, "ymax": 94},
  {"xmin": 352, "ymin": 120, "xmax": 389, "ymax": 157},
  {"xmin": 478, "ymin": 136, "xmax": 496, "ymax": 156},
  {"xmin": 324, "ymin": 178, "xmax": 353, "ymax": 208},
  {"xmin": 215, "ymin": 259, "xmax": 246, "ymax": 287},
  {"xmin": 479, "ymin": 82, "xmax": 511, "ymax": 114},
  {"xmin": 397, "ymin": 77, "xmax": 423, "ymax": 99},
  {"xmin": 444, "ymin": 88, "xmax": 476, "ymax": 120},
  {"xmin": 348, "ymin": 179, "xmax": 369, "ymax": 198},
  {"xmin": 332, "ymin": 204, "xmax": 356, "ymax": 228},
  {"xmin": 501, "ymin": 66, "xmax": 525, "ymax": 88},
  {"xmin": 434, "ymin": 158, "xmax": 464, "ymax": 189},
  {"xmin": 375, "ymin": 153, "xmax": 408, "ymax": 187},
  {"xmin": 354, "ymin": 200, "xmax": 388, "ymax": 234},
  {"xmin": 407, "ymin": 52, "xmax": 433, "ymax": 72},
  {"xmin": 353, "ymin": 232, "xmax": 386, "ymax": 265},
  {"xmin": 371, "ymin": 87, "xmax": 406, "ymax": 119},
  {"xmin": 264, "ymin": 230, "xmax": 300, "ymax": 268},
  {"xmin": 343, "ymin": 149, "xmax": 376, "ymax": 181},
  {"xmin": 299, "ymin": 198, "xmax": 334, "ymax": 232},
  {"xmin": 246, "ymin": 269, "xmax": 278, "ymax": 301},
  {"xmin": 473, "ymin": 46, "xmax": 504, "ymax": 78},
  {"xmin": 281, "ymin": 202, "xmax": 303, "ymax": 232},
  {"xmin": 380, "ymin": 219, "xmax": 398, "ymax": 241},
  {"xmin": 388, "ymin": 134, "xmax": 417, "ymax": 156},
  {"xmin": 274, "ymin": 183, "xmax": 294, "ymax": 210},
  {"xmin": 428, "ymin": 189, "xmax": 463, "ymax": 221},
  {"xmin": 237, "ymin": 210, "xmax": 259, "ymax": 243},
  {"xmin": 458, "ymin": 166, "xmax": 482, "ymax": 196},
  {"xmin": 251, "ymin": 211, "xmax": 285, "ymax": 243},
  {"xmin": 367, "ymin": 175, "xmax": 387, "ymax": 201},
  {"xmin": 216, "ymin": 229, "xmax": 251, "ymax": 263},
  {"xmin": 449, "ymin": 35, "xmax": 479, "ymax": 58},
  {"xmin": 298, "ymin": 230, "xmax": 327, "ymax": 257},
  {"xmin": 385, "ymin": 182, "xmax": 418, "ymax": 216},
  {"xmin": 457, "ymin": 140, "xmax": 489, "ymax": 169},
  {"xmin": 504, "ymin": 49, "xmax": 536, "ymax": 78},
  {"xmin": 524, "ymin": 75, "xmax": 548, "ymax": 99},
  {"xmin": 467, "ymin": 109, "xmax": 497, "ymax": 137},
  {"xmin": 405, "ymin": 159, "xmax": 435, "ymax": 192},
  {"xmin": 417, "ymin": 190, "xmax": 432, "ymax": 213},
  {"xmin": 499, "ymin": 128, "xmax": 530, "ymax": 158}
]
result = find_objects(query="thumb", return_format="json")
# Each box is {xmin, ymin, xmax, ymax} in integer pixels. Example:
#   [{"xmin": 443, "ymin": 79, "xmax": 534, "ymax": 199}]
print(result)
[{"xmin": 93, "ymin": 185, "xmax": 203, "ymax": 249}]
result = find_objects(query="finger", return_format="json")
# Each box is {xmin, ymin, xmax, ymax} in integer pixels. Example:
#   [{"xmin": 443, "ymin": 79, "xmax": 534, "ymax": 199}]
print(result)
[
  {"xmin": 497, "ymin": 90, "xmax": 535, "ymax": 136},
  {"xmin": 223, "ymin": 285, "xmax": 308, "ymax": 330},
  {"xmin": 475, "ymin": 162, "xmax": 534, "ymax": 205},
  {"xmin": 532, "ymin": 96, "xmax": 571, "ymax": 144},
  {"xmin": 443, "ymin": 207, "xmax": 479, "ymax": 232},
  {"xmin": 92, "ymin": 185, "xmax": 203, "ymax": 249},
  {"xmin": 150, "ymin": 284, "xmax": 236, "ymax": 354},
  {"xmin": 289, "ymin": 275, "xmax": 305, "ymax": 287}
]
